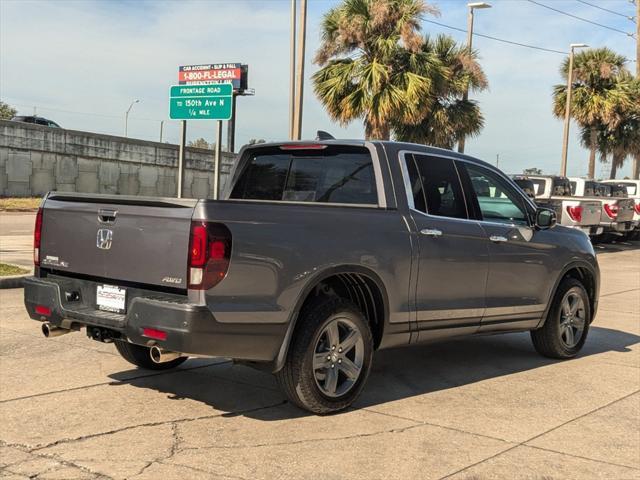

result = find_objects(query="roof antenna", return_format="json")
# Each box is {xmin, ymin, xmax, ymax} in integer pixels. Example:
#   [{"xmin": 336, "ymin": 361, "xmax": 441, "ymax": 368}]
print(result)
[{"xmin": 316, "ymin": 130, "xmax": 335, "ymax": 141}]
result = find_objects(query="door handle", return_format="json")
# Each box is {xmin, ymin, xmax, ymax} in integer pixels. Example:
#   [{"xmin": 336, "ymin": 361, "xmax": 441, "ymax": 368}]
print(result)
[
  {"xmin": 490, "ymin": 235, "xmax": 508, "ymax": 243},
  {"xmin": 420, "ymin": 228, "xmax": 443, "ymax": 237}
]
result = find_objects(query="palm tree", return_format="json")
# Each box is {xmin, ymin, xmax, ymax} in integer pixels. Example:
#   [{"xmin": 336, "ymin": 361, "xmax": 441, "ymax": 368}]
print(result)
[
  {"xmin": 580, "ymin": 75, "xmax": 640, "ymax": 179},
  {"xmin": 552, "ymin": 48, "xmax": 630, "ymax": 179},
  {"xmin": 312, "ymin": 0, "xmax": 442, "ymax": 140},
  {"xmin": 392, "ymin": 34, "xmax": 488, "ymax": 148}
]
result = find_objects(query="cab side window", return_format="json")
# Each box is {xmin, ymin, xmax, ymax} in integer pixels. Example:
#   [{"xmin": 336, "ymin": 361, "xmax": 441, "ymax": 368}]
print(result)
[
  {"xmin": 405, "ymin": 154, "xmax": 468, "ymax": 219},
  {"xmin": 462, "ymin": 164, "xmax": 529, "ymax": 225}
]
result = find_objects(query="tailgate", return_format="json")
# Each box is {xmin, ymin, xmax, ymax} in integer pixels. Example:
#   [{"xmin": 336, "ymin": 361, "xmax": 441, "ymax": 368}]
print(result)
[
  {"xmin": 578, "ymin": 200, "xmax": 601, "ymax": 226},
  {"xmin": 40, "ymin": 193, "xmax": 198, "ymax": 289},
  {"xmin": 615, "ymin": 198, "xmax": 635, "ymax": 223}
]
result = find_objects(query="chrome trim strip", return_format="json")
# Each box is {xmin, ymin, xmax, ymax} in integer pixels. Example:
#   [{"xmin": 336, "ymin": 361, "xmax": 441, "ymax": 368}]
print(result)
[{"xmin": 417, "ymin": 307, "xmax": 485, "ymax": 321}]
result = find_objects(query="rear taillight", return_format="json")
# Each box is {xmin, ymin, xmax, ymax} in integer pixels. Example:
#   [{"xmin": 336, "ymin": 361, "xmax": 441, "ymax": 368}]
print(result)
[
  {"xmin": 634, "ymin": 201, "xmax": 640, "ymax": 215},
  {"xmin": 188, "ymin": 221, "xmax": 232, "ymax": 290},
  {"xmin": 566, "ymin": 205, "xmax": 583, "ymax": 223},
  {"xmin": 604, "ymin": 203, "xmax": 618, "ymax": 219},
  {"xmin": 34, "ymin": 207, "xmax": 43, "ymax": 266}
]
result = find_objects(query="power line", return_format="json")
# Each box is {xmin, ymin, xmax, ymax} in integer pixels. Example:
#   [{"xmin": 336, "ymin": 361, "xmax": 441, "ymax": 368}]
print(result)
[
  {"xmin": 527, "ymin": 0, "xmax": 636, "ymax": 38},
  {"xmin": 423, "ymin": 19, "xmax": 568, "ymax": 55},
  {"xmin": 575, "ymin": 0, "xmax": 635, "ymax": 21}
]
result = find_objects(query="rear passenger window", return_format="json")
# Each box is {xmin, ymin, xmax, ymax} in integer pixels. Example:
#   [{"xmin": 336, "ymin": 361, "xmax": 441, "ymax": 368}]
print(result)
[
  {"xmin": 405, "ymin": 154, "xmax": 467, "ymax": 219},
  {"xmin": 229, "ymin": 146, "xmax": 377, "ymax": 205}
]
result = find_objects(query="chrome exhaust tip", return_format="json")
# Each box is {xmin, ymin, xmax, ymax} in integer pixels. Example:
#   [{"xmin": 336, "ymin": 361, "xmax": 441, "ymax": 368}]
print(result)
[
  {"xmin": 149, "ymin": 346, "xmax": 183, "ymax": 364},
  {"xmin": 42, "ymin": 322, "xmax": 71, "ymax": 338}
]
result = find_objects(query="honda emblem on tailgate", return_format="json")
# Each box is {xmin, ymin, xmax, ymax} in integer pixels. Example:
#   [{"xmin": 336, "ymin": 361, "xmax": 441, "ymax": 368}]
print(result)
[{"xmin": 96, "ymin": 229, "xmax": 113, "ymax": 250}]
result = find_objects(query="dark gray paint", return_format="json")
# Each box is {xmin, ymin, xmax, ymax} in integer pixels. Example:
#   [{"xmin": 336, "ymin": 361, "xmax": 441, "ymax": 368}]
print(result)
[{"xmin": 30, "ymin": 140, "xmax": 600, "ymax": 365}]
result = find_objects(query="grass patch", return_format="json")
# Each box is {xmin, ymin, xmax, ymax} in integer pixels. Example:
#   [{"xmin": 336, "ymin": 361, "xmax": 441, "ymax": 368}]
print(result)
[
  {"xmin": 0, "ymin": 263, "xmax": 29, "ymax": 277},
  {"xmin": 0, "ymin": 197, "xmax": 42, "ymax": 212}
]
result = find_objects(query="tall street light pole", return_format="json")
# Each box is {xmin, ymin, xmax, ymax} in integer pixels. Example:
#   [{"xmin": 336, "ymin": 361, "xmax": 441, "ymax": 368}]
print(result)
[
  {"xmin": 632, "ymin": 0, "xmax": 639, "ymax": 179},
  {"xmin": 124, "ymin": 99, "xmax": 139, "ymax": 138},
  {"xmin": 458, "ymin": 2, "xmax": 491, "ymax": 154},
  {"xmin": 560, "ymin": 43, "xmax": 588, "ymax": 177}
]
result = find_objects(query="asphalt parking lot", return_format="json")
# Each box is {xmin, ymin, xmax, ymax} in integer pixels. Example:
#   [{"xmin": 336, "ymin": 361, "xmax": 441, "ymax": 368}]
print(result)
[{"xmin": 0, "ymin": 232, "xmax": 638, "ymax": 479}]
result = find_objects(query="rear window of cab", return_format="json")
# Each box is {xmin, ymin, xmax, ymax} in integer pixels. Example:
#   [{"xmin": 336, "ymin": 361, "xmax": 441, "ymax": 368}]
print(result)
[{"xmin": 229, "ymin": 145, "xmax": 378, "ymax": 205}]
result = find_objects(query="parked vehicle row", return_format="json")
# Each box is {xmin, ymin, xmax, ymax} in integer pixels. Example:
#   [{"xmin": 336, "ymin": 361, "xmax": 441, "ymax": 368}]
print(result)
[
  {"xmin": 512, "ymin": 175, "xmax": 638, "ymax": 242},
  {"xmin": 24, "ymin": 140, "xmax": 599, "ymax": 414}
]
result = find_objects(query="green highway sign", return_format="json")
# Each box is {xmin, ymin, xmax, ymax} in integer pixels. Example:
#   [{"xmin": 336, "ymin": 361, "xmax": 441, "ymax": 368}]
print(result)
[{"xmin": 169, "ymin": 83, "xmax": 233, "ymax": 120}]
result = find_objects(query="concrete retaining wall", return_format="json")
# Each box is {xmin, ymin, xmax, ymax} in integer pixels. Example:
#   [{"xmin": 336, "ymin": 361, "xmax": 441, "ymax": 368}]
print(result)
[{"xmin": 0, "ymin": 120, "xmax": 237, "ymax": 198}]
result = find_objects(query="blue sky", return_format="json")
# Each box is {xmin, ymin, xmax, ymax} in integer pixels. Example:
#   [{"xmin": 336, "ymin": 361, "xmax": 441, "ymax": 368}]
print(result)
[{"xmin": 1, "ymin": 0, "xmax": 637, "ymax": 177}]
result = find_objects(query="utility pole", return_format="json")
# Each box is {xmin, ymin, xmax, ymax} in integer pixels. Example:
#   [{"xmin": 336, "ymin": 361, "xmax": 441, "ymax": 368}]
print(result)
[
  {"xmin": 560, "ymin": 43, "xmax": 588, "ymax": 177},
  {"xmin": 292, "ymin": 0, "xmax": 308, "ymax": 140},
  {"xmin": 159, "ymin": 121, "xmax": 164, "ymax": 143},
  {"xmin": 289, "ymin": 0, "xmax": 297, "ymax": 140},
  {"xmin": 458, "ymin": 2, "xmax": 491, "ymax": 154},
  {"xmin": 496, "ymin": 153, "xmax": 499, "ymax": 168}
]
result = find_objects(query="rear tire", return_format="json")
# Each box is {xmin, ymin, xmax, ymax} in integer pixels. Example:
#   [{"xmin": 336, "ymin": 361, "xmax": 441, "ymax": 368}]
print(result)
[
  {"xmin": 531, "ymin": 277, "xmax": 590, "ymax": 359},
  {"xmin": 114, "ymin": 340, "xmax": 187, "ymax": 370},
  {"xmin": 276, "ymin": 298, "xmax": 373, "ymax": 414}
]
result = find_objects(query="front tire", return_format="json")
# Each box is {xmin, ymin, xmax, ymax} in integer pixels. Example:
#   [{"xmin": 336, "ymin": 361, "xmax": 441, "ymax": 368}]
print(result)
[
  {"xmin": 276, "ymin": 298, "xmax": 373, "ymax": 414},
  {"xmin": 114, "ymin": 340, "xmax": 188, "ymax": 370},
  {"xmin": 531, "ymin": 277, "xmax": 591, "ymax": 359}
]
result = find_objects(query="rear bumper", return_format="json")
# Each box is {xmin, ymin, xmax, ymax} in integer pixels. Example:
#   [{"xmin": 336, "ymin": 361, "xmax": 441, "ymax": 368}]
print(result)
[
  {"xmin": 602, "ymin": 221, "xmax": 634, "ymax": 233},
  {"xmin": 24, "ymin": 276, "xmax": 286, "ymax": 363},
  {"xmin": 575, "ymin": 225, "xmax": 603, "ymax": 236}
]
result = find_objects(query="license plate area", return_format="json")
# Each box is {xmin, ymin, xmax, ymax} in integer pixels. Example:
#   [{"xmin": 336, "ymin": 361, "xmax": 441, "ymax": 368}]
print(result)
[{"xmin": 96, "ymin": 284, "xmax": 126, "ymax": 314}]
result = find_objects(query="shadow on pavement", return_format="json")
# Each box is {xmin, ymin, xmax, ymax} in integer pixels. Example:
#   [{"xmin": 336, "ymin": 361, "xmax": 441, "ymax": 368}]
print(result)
[
  {"xmin": 108, "ymin": 325, "xmax": 638, "ymax": 420},
  {"xmin": 594, "ymin": 238, "xmax": 640, "ymax": 254}
]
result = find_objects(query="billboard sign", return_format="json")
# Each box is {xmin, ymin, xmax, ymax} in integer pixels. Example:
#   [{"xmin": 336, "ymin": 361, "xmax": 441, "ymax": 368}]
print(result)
[
  {"xmin": 169, "ymin": 84, "xmax": 233, "ymax": 120},
  {"xmin": 178, "ymin": 63, "xmax": 247, "ymax": 91}
]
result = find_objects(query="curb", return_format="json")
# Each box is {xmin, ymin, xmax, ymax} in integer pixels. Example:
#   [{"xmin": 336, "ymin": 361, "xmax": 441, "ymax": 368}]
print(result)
[{"xmin": 0, "ymin": 274, "xmax": 29, "ymax": 289}]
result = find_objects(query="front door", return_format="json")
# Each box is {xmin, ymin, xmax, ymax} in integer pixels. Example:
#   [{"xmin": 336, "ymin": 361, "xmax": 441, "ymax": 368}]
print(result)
[
  {"xmin": 456, "ymin": 162, "xmax": 555, "ymax": 331},
  {"xmin": 403, "ymin": 153, "xmax": 489, "ymax": 342}
]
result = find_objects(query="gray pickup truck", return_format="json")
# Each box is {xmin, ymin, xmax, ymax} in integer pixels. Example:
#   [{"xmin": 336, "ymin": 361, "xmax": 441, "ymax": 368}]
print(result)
[{"xmin": 24, "ymin": 141, "xmax": 600, "ymax": 414}]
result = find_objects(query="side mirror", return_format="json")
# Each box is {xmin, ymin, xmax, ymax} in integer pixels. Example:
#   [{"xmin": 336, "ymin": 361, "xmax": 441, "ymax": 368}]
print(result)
[{"xmin": 535, "ymin": 208, "xmax": 557, "ymax": 230}]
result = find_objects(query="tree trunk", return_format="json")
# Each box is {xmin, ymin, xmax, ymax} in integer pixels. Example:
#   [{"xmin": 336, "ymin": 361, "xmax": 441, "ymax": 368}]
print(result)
[
  {"xmin": 609, "ymin": 154, "xmax": 619, "ymax": 180},
  {"xmin": 365, "ymin": 118, "xmax": 390, "ymax": 141},
  {"xmin": 588, "ymin": 127, "xmax": 597, "ymax": 179}
]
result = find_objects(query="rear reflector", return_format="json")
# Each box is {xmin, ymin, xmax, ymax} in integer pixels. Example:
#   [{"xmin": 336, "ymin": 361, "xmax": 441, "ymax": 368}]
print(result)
[
  {"xmin": 142, "ymin": 328, "xmax": 167, "ymax": 341},
  {"xmin": 34, "ymin": 207, "xmax": 43, "ymax": 266},
  {"xmin": 566, "ymin": 205, "xmax": 583, "ymax": 222},
  {"xmin": 188, "ymin": 222, "xmax": 232, "ymax": 290},
  {"xmin": 35, "ymin": 305, "xmax": 51, "ymax": 316},
  {"xmin": 604, "ymin": 203, "xmax": 618, "ymax": 219},
  {"xmin": 634, "ymin": 201, "xmax": 640, "ymax": 215},
  {"xmin": 279, "ymin": 144, "xmax": 327, "ymax": 150}
]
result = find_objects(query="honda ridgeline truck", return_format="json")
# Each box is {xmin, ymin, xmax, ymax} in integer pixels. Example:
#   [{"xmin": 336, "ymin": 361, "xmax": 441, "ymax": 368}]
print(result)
[
  {"xmin": 600, "ymin": 179, "xmax": 640, "ymax": 240},
  {"xmin": 568, "ymin": 177, "xmax": 636, "ymax": 240},
  {"xmin": 522, "ymin": 175, "xmax": 603, "ymax": 237},
  {"xmin": 24, "ymin": 141, "xmax": 600, "ymax": 414}
]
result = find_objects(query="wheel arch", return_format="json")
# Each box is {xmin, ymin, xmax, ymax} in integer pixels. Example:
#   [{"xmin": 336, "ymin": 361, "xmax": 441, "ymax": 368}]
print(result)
[
  {"xmin": 272, "ymin": 265, "xmax": 389, "ymax": 373},
  {"xmin": 538, "ymin": 260, "xmax": 599, "ymax": 328}
]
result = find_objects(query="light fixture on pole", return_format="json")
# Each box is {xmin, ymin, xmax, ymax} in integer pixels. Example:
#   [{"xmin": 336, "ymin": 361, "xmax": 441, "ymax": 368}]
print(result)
[
  {"xmin": 560, "ymin": 43, "xmax": 588, "ymax": 177},
  {"xmin": 124, "ymin": 99, "xmax": 140, "ymax": 138},
  {"xmin": 458, "ymin": 2, "xmax": 491, "ymax": 154}
]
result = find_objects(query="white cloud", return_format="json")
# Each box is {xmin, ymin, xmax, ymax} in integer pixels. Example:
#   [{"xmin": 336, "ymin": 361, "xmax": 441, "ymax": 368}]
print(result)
[{"xmin": 1, "ymin": 0, "xmax": 636, "ymax": 177}]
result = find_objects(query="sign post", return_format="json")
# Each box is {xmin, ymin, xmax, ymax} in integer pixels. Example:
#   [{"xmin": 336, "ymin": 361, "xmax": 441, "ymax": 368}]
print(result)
[
  {"xmin": 214, "ymin": 121, "xmax": 223, "ymax": 200},
  {"xmin": 177, "ymin": 121, "xmax": 187, "ymax": 198}
]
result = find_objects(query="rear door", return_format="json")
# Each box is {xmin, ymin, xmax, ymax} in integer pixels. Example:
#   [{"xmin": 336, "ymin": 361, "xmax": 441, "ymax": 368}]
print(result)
[
  {"xmin": 401, "ymin": 153, "xmax": 489, "ymax": 340},
  {"xmin": 456, "ymin": 162, "xmax": 553, "ymax": 330},
  {"xmin": 40, "ymin": 194, "xmax": 197, "ymax": 289}
]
